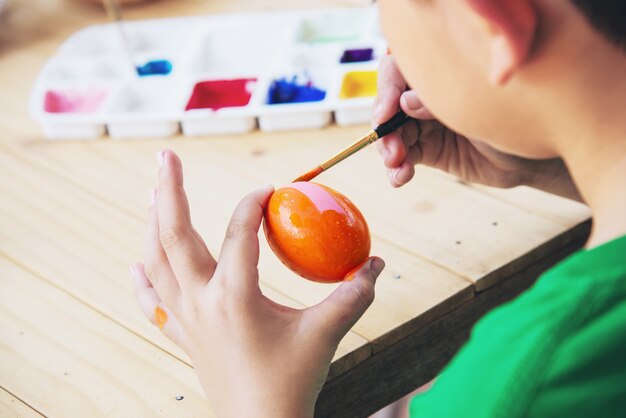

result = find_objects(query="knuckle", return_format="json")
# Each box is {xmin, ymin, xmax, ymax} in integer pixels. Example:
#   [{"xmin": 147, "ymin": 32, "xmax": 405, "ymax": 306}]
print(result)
[
  {"xmin": 224, "ymin": 219, "xmax": 253, "ymax": 241},
  {"xmin": 353, "ymin": 279, "xmax": 375, "ymax": 309},
  {"xmin": 143, "ymin": 262, "xmax": 161, "ymax": 287},
  {"xmin": 159, "ymin": 226, "xmax": 185, "ymax": 251}
]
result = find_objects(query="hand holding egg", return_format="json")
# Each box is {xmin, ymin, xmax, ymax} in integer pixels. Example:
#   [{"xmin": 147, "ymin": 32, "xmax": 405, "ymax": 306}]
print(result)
[{"xmin": 132, "ymin": 150, "xmax": 384, "ymax": 417}]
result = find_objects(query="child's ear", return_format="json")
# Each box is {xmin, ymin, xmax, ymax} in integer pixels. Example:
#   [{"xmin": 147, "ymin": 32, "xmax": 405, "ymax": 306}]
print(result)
[{"xmin": 465, "ymin": 0, "xmax": 538, "ymax": 85}]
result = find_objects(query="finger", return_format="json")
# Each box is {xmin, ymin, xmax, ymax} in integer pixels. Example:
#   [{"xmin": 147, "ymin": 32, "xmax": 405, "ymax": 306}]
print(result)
[
  {"xmin": 144, "ymin": 188, "xmax": 180, "ymax": 308},
  {"xmin": 407, "ymin": 120, "xmax": 452, "ymax": 169},
  {"xmin": 130, "ymin": 263, "xmax": 186, "ymax": 347},
  {"xmin": 399, "ymin": 90, "xmax": 435, "ymax": 119},
  {"xmin": 307, "ymin": 257, "xmax": 385, "ymax": 343},
  {"xmin": 373, "ymin": 55, "xmax": 407, "ymax": 125},
  {"xmin": 377, "ymin": 118, "xmax": 420, "ymax": 169},
  {"xmin": 216, "ymin": 185, "xmax": 274, "ymax": 292},
  {"xmin": 157, "ymin": 150, "xmax": 217, "ymax": 289},
  {"xmin": 377, "ymin": 131, "xmax": 407, "ymax": 169},
  {"xmin": 388, "ymin": 160, "xmax": 416, "ymax": 188}
]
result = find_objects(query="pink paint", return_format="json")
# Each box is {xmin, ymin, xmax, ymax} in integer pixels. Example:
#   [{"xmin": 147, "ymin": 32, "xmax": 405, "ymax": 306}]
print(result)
[
  {"xmin": 44, "ymin": 88, "xmax": 108, "ymax": 114},
  {"xmin": 185, "ymin": 78, "xmax": 256, "ymax": 111},
  {"xmin": 288, "ymin": 182, "xmax": 345, "ymax": 214}
]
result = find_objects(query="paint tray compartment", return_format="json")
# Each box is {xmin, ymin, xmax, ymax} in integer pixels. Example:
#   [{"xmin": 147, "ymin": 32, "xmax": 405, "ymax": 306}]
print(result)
[
  {"xmin": 334, "ymin": 66, "xmax": 379, "ymax": 126},
  {"xmin": 31, "ymin": 6, "xmax": 385, "ymax": 139},
  {"xmin": 182, "ymin": 77, "xmax": 260, "ymax": 135},
  {"xmin": 258, "ymin": 69, "xmax": 332, "ymax": 132},
  {"xmin": 105, "ymin": 79, "xmax": 183, "ymax": 138},
  {"xmin": 35, "ymin": 84, "xmax": 114, "ymax": 139}
]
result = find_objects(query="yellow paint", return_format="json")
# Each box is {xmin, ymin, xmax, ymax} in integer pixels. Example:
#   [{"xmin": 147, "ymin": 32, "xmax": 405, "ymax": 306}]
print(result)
[
  {"xmin": 154, "ymin": 306, "xmax": 168, "ymax": 330},
  {"xmin": 339, "ymin": 71, "xmax": 378, "ymax": 99}
]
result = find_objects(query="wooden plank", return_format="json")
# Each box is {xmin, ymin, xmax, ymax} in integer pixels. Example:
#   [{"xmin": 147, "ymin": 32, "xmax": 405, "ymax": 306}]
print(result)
[
  {"xmin": 0, "ymin": 145, "xmax": 473, "ymax": 353},
  {"xmin": 0, "ymin": 388, "xmax": 43, "ymax": 418},
  {"xmin": 0, "ymin": 257, "xmax": 213, "ymax": 417},
  {"xmin": 0, "ymin": 149, "xmax": 372, "ymax": 368},
  {"xmin": 0, "ymin": 141, "xmax": 471, "ymax": 361},
  {"xmin": 315, "ymin": 235, "xmax": 588, "ymax": 418}
]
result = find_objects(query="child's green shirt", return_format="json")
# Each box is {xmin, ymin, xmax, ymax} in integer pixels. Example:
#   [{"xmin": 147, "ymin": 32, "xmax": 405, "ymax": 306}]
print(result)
[{"xmin": 410, "ymin": 235, "xmax": 626, "ymax": 417}]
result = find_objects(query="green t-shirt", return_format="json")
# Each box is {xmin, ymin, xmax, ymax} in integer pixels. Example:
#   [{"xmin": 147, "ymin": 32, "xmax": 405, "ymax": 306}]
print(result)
[{"xmin": 410, "ymin": 235, "xmax": 626, "ymax": 418}]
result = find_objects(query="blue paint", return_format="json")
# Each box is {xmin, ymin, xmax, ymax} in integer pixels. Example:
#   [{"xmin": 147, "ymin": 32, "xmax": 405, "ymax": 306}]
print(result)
[
  {"xmin": 340, "ymin": 48, "xmax": 374, "ymax": 64},
  {"xmin": 136, "ymin": 60, "xmax": 173, "ymax": 76},
  {"xmin": 268, "ymin": 76, "xmax": 326, "ymax": 105}
]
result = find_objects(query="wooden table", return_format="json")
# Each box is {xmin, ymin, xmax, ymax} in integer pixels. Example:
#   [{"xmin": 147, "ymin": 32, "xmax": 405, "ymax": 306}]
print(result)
[{"xmin": 0, "ymin": 1, "xmax": 592, "ymax": 417}]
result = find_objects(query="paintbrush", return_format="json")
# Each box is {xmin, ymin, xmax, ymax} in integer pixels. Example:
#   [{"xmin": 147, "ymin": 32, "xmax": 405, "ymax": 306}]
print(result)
[
  {"xmin": 103, "ymin": 0, "xmax": 137, "ymax": 74},
  {"xmin": 293, "ymin": 110, "xmax": 411, "ymax": 182}
]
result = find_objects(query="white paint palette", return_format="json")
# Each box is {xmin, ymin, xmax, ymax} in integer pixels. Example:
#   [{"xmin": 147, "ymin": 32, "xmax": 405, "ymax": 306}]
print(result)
[{"xmin": 30, "ymin": 7, "xmax": 386, "ymax": 140}]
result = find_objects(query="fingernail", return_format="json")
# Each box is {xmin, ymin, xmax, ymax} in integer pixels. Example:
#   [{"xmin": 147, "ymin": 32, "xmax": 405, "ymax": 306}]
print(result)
[
  {"xmin": 150, "ymin": 188, "xmax": 157, "ymax": 205},
  {"xmin": 156, "ymin": 150, "xmax": 165, "ymax": 167},
  {"xmin": 128, "ymin": 265, "xmax": 137, "ymax": 280},
  {"xmin": 370, "ymin": 257, "xmax": 386, "ymax": 276},
  {"xmin": 403, "ymin": 91, "xmax": 421, "ymax": 111}
]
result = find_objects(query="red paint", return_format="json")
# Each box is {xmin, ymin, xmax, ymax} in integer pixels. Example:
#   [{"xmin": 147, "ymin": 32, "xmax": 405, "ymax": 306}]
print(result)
[
  {"xmin": 293, "ymin": 165, "xmax": 323, "ymax": 182},
  {"xmin": 263, "ymin": 182, "xmax": 370, "ymax": 283},
  {"xmin": 185, "ymin": 78, "xmax": 256, "ymax": 111}
]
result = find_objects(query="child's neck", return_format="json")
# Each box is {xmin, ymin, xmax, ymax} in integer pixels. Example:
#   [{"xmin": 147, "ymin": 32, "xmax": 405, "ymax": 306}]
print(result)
[
  {"xmin": 560, "ymin": 106, "xmax": 626, "ymax": 249},
  {"xmin": 574, "ymin": 152, "xmax": 626, "ymax": 249},
  {"xmin": 537, "ymin": 28, "xmax": 626, "ymax": 249}
]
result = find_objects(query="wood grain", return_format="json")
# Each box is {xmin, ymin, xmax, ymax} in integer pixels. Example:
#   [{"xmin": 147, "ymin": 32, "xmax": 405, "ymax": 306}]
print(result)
[
  {"xmin": 0, "ymin": 257, "xmax": 214, "ymax": 417},
  {"xmin": 0, "ymin": 388, "xmax": 43, "ymax": 418}
]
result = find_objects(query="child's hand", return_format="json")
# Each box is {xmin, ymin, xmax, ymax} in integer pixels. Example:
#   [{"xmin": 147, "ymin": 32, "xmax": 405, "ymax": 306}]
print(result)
[
  {"xmin": 130, "ymin": 150, "xmax": 385, "ymax": 418},
  {"xmin": 374, "ymin": 56, "xmax": 582, "ymax": 201}
]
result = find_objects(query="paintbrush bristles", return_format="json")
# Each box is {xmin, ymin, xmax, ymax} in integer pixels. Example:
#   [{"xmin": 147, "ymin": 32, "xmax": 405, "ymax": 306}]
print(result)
[{"xmin": 293, "ymin": 166, "xmax": 323, "ymax": 183}]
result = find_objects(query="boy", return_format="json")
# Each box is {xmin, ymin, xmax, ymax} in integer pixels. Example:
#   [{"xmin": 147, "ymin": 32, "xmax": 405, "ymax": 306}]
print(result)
[{"xmin": 130, "ymin": 0, "xmax": 626, "ymax": 416}]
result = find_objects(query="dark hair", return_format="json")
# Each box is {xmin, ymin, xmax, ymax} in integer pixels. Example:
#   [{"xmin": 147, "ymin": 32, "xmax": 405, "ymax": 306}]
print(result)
[{"xmin": 571, "ymin": 0, "xmax": 626, "ymax": 49}]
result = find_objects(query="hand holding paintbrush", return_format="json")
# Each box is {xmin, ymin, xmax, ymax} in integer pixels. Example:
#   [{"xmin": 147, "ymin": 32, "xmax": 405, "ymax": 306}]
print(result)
[{"xmin": 293, "ymin": 110, "xmax": 411, "ymax": 182}]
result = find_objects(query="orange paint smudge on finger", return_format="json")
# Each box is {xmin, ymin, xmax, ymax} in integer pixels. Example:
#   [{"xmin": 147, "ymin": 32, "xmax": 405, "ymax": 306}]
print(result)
[{"xmin": 154, "ymin": 306, "xmax": 168, "ymax": 330}]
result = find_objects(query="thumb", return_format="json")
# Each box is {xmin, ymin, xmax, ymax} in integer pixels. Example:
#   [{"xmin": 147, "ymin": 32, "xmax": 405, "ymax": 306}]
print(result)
[
  {"xmin": 309, "ymin": 257, "xmax": 385, "ymax": 342},
  {"xmin": 400, "ymin": 90, "xmax": 435, "ymax": 120}
]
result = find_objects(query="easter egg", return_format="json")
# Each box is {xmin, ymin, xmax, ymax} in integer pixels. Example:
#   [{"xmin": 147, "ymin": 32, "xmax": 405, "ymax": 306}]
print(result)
[{"xmin": 263, "ymin": 182, "xmax": 370, "ymax": 283}]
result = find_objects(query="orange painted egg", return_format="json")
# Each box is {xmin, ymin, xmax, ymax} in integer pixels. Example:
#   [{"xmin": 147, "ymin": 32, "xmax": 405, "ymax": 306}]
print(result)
[{"xmin": 263, "ymin": 182, "xmax": 370, "ymax": 283}]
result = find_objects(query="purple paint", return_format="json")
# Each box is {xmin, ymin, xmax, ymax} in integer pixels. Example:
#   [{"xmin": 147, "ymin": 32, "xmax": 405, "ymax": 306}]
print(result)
[
  {"xmin": 44, "ymin": 88, "xmax": 108, "ymax": 113},
  {"xmin": 340, "ymin": 48, "xmax": 374, "ymax": 63}
]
